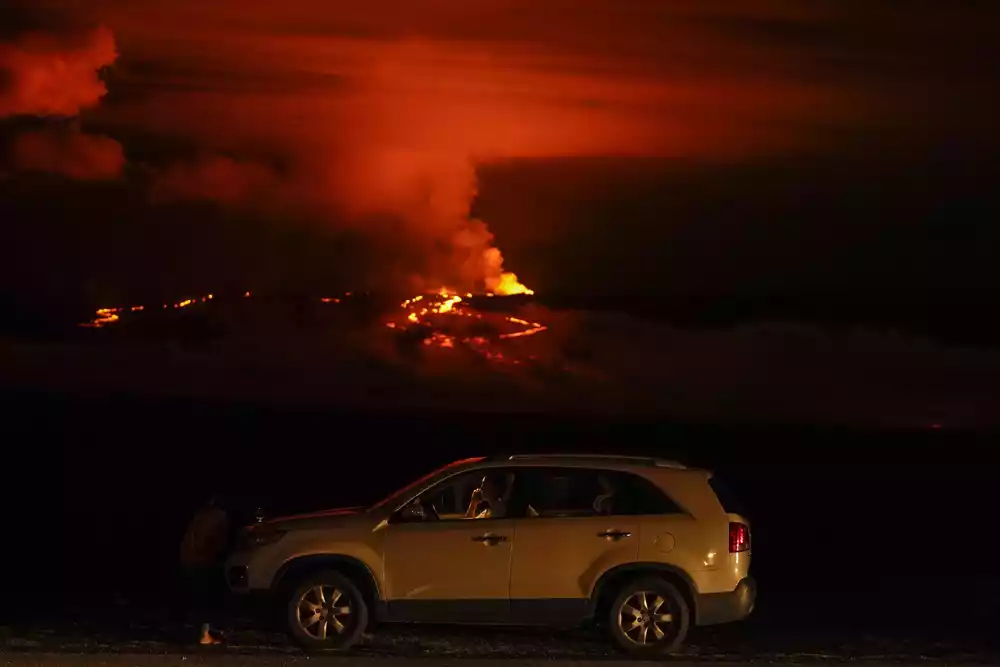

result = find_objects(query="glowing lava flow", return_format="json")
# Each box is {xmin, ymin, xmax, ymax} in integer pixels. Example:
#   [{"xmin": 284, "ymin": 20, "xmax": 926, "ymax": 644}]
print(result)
[
  {"xmin": 78, "ymin": 285, "xmax": 548, "ymax": 361},
  {"xmin": 387, "ymin": 288, "xmax": 548, "ymax": 350},
  {"xmin": 81, "ymin": 294, "xmax": 214, "ymax": 327},
  {"xmin": 80, "ymin": 307, "xmax": 122, "ymax": 328},
  {"xmin": 489, "ymin": 272, "xmax": 534, "ymax": 297}
]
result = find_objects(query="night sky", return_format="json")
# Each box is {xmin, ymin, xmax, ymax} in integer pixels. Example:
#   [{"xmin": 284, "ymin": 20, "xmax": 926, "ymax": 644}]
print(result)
[
  {"xmin": 2, "ymin": 1, "xmax": 1000, "ymax": 425},
  {"xmin": 3, "ymin": 1, "xmax": 999, "ymax": 298}
]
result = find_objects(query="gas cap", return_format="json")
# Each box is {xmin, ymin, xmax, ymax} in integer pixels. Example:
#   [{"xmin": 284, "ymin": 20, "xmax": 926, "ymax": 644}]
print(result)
[{"xmin": 654, "ymin": 533, "xmax": 676, "ymax": 553}]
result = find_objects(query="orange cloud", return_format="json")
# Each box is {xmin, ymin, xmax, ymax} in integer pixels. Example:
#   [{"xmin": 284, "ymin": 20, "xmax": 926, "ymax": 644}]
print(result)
[
  {"xmin": 0, "ymin": 25, "xmax": 117, "ymax": 118},
  {"xmin": 46, "ymin": 0, "xmax": 853, "ymax": 291},
  {"xmin": 17, "ymin": 1, "xmax": 993, "ymax": 161},
  {"xmin": 20, "ymin": 0, "xmax": 979, "ymax": 290},
  {"xmin": 151, "ymin": 155, "xmax": 283, "ymax": 207},
  {"xmin": 11, "ymin": 129, "xmax": 125, "ymax": 180},
  {"xmin": 1, "ymin": 24, "xmax": 121, "ymax": 182}
]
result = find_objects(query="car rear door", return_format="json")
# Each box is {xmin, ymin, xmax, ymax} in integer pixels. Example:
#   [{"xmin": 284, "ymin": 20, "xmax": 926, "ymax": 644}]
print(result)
[{"xmin": 507, "ymin": 466, "xmax": 641, "ymax": 624}]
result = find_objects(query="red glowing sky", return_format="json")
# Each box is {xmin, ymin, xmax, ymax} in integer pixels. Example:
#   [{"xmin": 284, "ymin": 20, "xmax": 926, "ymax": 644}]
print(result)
[
  {"xmin": 15, "ymin": 1, "xmax": 995, "ymax": 152},
  {"xmin": 2, "ymin": 0, "xmax": 998, "ymax": 294},
  {"xmin": 8, "ymin": 1, "xmax": 864, "ymax": 161}
]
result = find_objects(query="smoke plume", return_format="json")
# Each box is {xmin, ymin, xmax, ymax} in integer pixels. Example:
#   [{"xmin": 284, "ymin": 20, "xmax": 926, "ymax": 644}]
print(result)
[
  {"xmin": 0, "ymin": 25, "xmax": 116, "ymax": 117},
  {"xmin": 6, "ymin": 0, "xmax": 861, "ymax": 291},
  {"xmin": 151, "ymin": 156, "xmax": 284, "ymax": 208},
  {"xmin": 10, "ymin": 0, "xmax": 984, "ymax": 294},
  {"xmin": 11, "ymin": 128, "xmax": 124, "ymax": 180},
  {"xmin": 2, "ymin": 24, "xmax": 123, "ymax": 181}
]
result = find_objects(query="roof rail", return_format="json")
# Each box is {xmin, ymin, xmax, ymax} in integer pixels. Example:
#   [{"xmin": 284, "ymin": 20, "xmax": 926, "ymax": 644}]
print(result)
[{"xmin": 504, "ymin": 453, "xmax": 687, "ymax": 470}]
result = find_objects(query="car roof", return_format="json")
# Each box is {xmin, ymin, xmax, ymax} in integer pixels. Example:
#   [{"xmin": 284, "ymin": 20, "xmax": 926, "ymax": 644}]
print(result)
[{"xmin": 488, "ymin": 453, "xmax": 692, "ymax": 471}]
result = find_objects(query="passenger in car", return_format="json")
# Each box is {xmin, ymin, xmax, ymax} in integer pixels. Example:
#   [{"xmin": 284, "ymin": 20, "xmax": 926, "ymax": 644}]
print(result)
[
  {"xmin": 593, "ymin": 475, "xmax": 616, "ymax": 515},
  {"xmin": 465, "ymin": 474, "xmax": 513, "ymax": 518}
]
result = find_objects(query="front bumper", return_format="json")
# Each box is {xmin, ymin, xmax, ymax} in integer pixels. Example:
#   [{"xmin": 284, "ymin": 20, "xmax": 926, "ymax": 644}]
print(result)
[
  {"xmin": 227, "ymin": 564, "xmax": 249, "ymax": 590},
  {"xmin": 224, "ymin": 549, "xmax": 258, "ymax": 592},
  {"xmin": 696, "ymin": 577, "xmax": 756, "ymax": 626}
]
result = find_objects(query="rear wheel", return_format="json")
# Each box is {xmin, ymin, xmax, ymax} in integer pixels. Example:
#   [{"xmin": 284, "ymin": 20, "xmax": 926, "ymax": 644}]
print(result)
[
  {"xmin": 607, "ymin": 577, "xmax": 689, "ymax": 655},
  {"xmin": 286, "ymin": 570, "xmax": 368, "ymax": 650}
]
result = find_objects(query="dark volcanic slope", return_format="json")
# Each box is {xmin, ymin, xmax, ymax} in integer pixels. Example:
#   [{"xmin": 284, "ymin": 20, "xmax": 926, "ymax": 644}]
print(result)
[{"xmin": 3, "ymin": 291, "xmax": 1000, "ymax": 428}]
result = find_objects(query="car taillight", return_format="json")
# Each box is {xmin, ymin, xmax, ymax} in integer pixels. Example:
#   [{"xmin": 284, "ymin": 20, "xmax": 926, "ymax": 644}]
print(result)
[{"xmin": 729, "ymin": 522, "xmax": 750, "ymax": 553}]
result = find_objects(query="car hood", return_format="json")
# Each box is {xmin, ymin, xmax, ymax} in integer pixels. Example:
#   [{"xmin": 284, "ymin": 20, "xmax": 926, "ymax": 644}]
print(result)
[{"xmin": 258, "ymin": 505, "xmax": 369, "ymax": 531}]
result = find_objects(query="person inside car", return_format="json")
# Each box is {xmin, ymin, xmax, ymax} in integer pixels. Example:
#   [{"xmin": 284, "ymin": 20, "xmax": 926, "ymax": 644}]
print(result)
[
  {"xmin": 593, "ymin": 474, "xmax": 616, "ymax": 515},
  {"xmin": 465, "ymin": 474, "xmax": 513, "ymax": 519}
]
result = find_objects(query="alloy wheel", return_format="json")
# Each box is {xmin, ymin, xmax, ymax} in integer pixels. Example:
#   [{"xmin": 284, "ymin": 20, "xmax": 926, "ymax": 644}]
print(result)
[
  {"xmin": 616, "ymin": 590, "xmax": 676, "ymax": 646},
  {"xmin": 296, "ymin": 584, "xmax": 353, "ymax": 640}
]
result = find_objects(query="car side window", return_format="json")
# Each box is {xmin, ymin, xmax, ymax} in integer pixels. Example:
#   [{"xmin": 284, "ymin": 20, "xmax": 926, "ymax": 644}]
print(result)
[
  {"xmin": 610, "ymin": 471, "xmax": 685, "ymax": 516},
  {"xmin": 420, "ymin": 471, "xmax": 477, "ymax": 519},
  {"xmin": 509, "ymin": 468, "xmax": 603, "ymax": 518},
  {"xmin": 509, "ymin": 468, "xmax": 684, "ymax": 518},
  {"xmin": 398, "ymin": 469, "xmax": 517, "ymax": 522}
]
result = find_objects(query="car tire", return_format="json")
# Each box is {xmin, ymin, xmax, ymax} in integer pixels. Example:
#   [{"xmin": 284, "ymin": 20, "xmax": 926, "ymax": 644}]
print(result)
[
  {"xmin": 607, "ymin": 576, "xmax": 690, "ymax": 655},
  {"xmin": 286, "ymin": 570, "xmax": 368, "ymax": 650}
]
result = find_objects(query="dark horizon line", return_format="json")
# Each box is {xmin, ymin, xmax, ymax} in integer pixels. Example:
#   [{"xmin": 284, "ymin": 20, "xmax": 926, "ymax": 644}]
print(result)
[{"xmin": 0, "ymin": 384, "xmax": 994, "ymax": 438}]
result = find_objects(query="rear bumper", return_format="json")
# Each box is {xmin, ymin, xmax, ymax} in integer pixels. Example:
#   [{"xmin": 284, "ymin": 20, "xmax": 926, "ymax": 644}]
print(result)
[{"xmin": 696, "ymin": 577, "xmax": 756, "ymax": 626}]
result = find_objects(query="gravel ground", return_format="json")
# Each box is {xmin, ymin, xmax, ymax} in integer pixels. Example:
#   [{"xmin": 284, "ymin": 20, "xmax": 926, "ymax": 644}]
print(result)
[
  {"xmin": 3, "ymin": 656, "xmax": 998, "ymax": 667},
  {"xmin": 1, "ymin": 616, "xmax": 996, "ymax": 663}
]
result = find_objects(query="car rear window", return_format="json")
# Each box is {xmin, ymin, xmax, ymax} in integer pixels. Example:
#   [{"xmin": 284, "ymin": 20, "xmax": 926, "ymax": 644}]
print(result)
[{"xmin": 708, "ymin": 475, "xmax": 748, "ymax": 517}]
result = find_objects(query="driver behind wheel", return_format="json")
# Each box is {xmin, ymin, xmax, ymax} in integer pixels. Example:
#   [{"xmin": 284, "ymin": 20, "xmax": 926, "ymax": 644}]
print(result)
[{"xmin": 465, "ymin": 473, "xmax": 513, "ymax": 519}]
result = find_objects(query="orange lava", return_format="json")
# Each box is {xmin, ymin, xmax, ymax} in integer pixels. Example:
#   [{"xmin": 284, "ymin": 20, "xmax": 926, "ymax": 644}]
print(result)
[
  {"xmin": 79, "ymin": 307, "xmax": 122, "ymax": 328},
  {"xmin": 79, "ymin": 281, "xmax": 548, "ymax": 365},
  {"xmin": 489, "ymin": 272, "xmax": 534, "ymax": 297},
  {"xmin": 81, "ymin": 293, "xmax": 215, "ymax": 327},
  {"xmin": 390, "ymin": 286, "xmax": 548, "ymax": 357}
]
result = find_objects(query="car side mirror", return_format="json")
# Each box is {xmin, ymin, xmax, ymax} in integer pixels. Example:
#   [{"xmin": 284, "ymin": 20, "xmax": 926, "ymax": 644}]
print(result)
[{"xmin": 397, "ymin": 500, "xmax": 428, "ymax": 523}]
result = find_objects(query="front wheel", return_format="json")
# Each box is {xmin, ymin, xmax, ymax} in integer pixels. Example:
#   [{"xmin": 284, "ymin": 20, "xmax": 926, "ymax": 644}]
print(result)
[
  {"xmin": 607, "ymin": 577, "xmax": 690, "ymax": 655},
  {"xmin": 286, "ymin": 570, "xmax": 368, "ymax": 650}
]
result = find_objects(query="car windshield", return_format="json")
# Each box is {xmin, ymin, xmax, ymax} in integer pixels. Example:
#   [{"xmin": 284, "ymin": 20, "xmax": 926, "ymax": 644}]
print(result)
[{"xmin": 367, "ymin": 457, "xmax": 485, "ymax": 511}]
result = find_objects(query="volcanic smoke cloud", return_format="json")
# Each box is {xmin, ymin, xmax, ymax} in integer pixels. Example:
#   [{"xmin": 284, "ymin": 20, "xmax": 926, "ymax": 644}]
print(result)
[
  {"xmin": 0, "ymin": 25, "xmax": 116, "ymax": 117},
  {"xmin": 10, "ymin": 1, "xmax": 988, "ymax": 292},
  {"xmin": 3, "ymin": 0, "xmax": 869, "ymax": 292},
  {"xmin": 11, "ymin": 128, "xmax": 124, "ymax": 181},
  {"xmin": 1, "ymin": 24, "xmax": 124, "ymax": 180}
]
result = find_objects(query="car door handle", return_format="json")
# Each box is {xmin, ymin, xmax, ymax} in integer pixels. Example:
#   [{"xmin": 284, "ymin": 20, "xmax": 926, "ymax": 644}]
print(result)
[
  {"xmin": 597, "ymin": 530, "xmax": 632, "ymax": 540},
  {"xmin": 472, "ymin": 533, "xmax": 508, "ymax": 545}
]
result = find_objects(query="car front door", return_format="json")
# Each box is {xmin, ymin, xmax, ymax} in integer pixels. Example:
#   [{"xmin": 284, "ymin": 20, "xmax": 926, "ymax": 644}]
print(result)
[
  {"xmin": 381, "ymin": 468, "xmax": 516, "ymax": 623},
  {"xmin": 507, "ymin": 466, "xmax": 642, "ymax": 625}
]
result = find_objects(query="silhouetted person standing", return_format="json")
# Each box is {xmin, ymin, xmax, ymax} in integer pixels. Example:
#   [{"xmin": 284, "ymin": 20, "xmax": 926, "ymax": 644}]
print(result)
[{"xmin": 179, "ymin": 497, "xmax": 230, "ymax": 644}]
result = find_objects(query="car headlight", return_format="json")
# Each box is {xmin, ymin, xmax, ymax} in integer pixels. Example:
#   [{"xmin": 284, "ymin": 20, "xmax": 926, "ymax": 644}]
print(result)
[{"xmin": 238, "ymin": 528, "xmax": 286, "ymax": 550}]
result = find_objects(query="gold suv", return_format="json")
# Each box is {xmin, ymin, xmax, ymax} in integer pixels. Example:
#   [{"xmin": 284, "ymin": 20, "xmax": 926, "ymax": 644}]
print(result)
[{"xmin": 225, "ymin": 454, "xmax": 755, "ymax": 655}]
